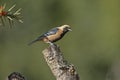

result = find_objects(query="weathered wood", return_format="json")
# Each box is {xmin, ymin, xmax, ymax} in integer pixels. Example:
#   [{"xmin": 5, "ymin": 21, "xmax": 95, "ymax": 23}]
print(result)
[
  {"xmin": 7, "ymin": 72, "xmax": 25, "ymax": 80},
  {"xmin": 42, "ymin": 44, "xmax": 80, "ymax": 80}
]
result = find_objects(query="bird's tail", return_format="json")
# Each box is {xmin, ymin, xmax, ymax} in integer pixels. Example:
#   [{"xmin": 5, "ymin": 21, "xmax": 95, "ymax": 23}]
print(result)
[
  {"xmin": 28, "ymin": 35, "xmax": 45, "ymax": 46},
  {"xmin": 28, "ymin": 37, "xmax": 43, "ymax": 45},
  {"xmin": 28, "ymin": 39, "xmax": 38, "ymax": 46}
]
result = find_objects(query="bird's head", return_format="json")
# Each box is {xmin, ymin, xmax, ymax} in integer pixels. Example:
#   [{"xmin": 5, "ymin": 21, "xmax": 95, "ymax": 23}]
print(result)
[{"xmin": 59, "ymin": 25, "xmax": 72, "ymax": 33}]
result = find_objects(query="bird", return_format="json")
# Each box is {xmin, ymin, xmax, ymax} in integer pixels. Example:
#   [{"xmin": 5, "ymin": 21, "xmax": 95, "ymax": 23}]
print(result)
[{"xmin": 28, "ymin": 25, "xmax": 72, "ymax": 45}]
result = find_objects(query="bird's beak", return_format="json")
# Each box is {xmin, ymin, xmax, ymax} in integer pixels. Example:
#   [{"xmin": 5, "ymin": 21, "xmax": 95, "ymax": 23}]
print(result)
[{"xmin": 68, "ymin": 28, "xmax": 72, "ymax": 31}]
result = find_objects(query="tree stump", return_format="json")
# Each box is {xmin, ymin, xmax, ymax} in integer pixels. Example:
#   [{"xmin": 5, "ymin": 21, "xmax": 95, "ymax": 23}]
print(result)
[{"xmin": 42, "ymin": 44, "xmax": 80, "ymax": 80}]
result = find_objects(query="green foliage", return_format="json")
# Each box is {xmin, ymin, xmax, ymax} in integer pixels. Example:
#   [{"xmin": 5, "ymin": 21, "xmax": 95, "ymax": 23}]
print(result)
[{"xmin": 0, "ymin": 3, "xmax": 23, "ymax": 28}]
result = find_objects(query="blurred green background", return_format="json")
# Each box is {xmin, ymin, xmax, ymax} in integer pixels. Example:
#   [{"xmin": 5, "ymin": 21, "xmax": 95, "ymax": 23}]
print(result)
[{"xmin": 0, "ymin": 0, "xmax": 120, "ymax": 80}]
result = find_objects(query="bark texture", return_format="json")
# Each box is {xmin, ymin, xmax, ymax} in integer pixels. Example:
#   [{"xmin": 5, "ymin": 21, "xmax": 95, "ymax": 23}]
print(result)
[
  {"xmin": 7, "ymin": 72, "xmax": 25, "ymax": 80},
  {"xmin": 42, "ymin": 44, "xmax": 80, "ymax": 80}
]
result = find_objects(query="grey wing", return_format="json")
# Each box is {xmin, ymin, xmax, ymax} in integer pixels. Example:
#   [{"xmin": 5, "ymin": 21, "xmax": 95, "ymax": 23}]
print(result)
[{"xmin": 44, "ymin": 27, "xmax": 59, "ymax": 36}]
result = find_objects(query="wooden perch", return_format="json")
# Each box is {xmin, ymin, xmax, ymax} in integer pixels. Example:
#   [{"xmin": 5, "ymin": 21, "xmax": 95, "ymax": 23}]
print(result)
[{"xmin": 42, "ymin": 44, "xmax": 80, "ymax": 80}]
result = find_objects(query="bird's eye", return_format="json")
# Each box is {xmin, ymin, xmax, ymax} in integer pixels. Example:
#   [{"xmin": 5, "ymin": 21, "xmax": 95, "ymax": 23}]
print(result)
[{"xmin": 65, "ymin": 27, "xmax": 69, "ymax": 30}]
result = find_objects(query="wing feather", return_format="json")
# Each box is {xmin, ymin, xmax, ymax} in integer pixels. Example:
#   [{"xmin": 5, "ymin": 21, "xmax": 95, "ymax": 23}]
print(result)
[{"xmin": 44, "ymin": 27, "xmax": 59, "ymax": 36}]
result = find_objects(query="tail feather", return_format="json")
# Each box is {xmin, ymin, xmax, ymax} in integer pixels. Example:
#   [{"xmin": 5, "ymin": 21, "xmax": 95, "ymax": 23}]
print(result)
[
  {"xmin": 28, "ymin": 35, "xmax": 45, "ymax": 46},
  {"xmin": 28, "ymin": 39, "xmax": 38, "ymax": 46}
]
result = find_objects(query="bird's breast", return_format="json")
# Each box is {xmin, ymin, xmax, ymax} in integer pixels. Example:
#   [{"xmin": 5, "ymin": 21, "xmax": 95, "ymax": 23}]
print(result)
[{"xmin": 46, "ymin": 29, "xmax": 63, "ymax": 42}]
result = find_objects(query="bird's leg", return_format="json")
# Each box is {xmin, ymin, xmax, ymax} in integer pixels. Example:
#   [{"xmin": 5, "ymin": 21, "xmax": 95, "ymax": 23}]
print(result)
[
  {"xmin": 47, "ymin": 41, "xmax": 57, "ymax": 57},
  {"xmin": 49, "ymin": 42, "xmax": 55, "ymax": 46},
  {"xmin": 47, "ymin": 41, "xmax": 54, "ymax": 46}
]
